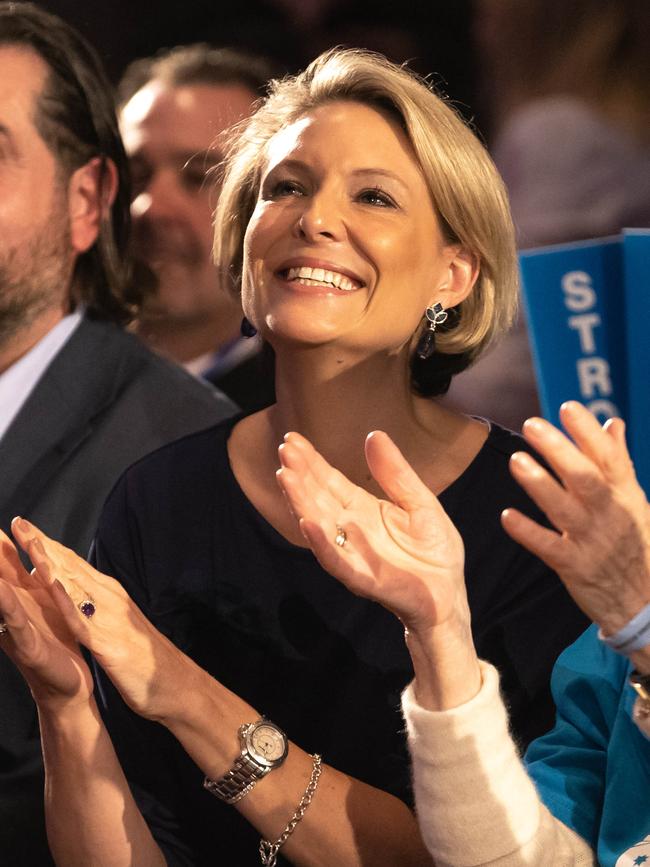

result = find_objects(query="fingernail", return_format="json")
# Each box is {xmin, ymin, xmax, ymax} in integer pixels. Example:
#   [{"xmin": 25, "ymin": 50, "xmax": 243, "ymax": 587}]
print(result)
[
  {"xmin": 522, "ymin": 417, "xmax": 545, "ymax": 435},
  {"xmin": 511, "ymin": 451, "xmax": 533, "ymax": 468},
  {"xmin": 13, "ymin": 517, "xmax": 30, "ymax": 532}
]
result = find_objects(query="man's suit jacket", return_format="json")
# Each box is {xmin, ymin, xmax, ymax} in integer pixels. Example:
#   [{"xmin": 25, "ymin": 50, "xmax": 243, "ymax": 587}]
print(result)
[{"xmin": 0, "ymin": 316, "xmax": 236, "ymax": 865}]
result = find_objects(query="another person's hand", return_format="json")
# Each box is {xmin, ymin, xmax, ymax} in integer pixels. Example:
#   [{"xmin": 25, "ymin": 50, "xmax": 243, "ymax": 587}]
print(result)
[
  {"xmin": 502, "ymin": 401, "xmax": 650, "ymax": 636},
  {"xmin": 276, "ymin": 430, "xmax": 468, "ymax": 638},
  {"xmin": 10, "ymin": 518, "xmax": 194, "ymax": 723},
  {"xmin": 0, "ymin": 530, "xmax": 93, "ymax": 709}
]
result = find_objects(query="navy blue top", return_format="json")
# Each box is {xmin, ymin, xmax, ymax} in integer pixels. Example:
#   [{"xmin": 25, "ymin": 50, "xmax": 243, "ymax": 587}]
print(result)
[{"xmin": 91, "ymin": 416, "xmax": 588, "ymax": 865}]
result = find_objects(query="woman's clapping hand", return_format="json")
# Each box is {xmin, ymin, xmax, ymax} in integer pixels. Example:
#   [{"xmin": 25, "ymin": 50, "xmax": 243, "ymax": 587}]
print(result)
[
  {"xmin": 0, "ymin": 528, "xmax": 93, "ymax": 709},
  {"xmin": 5, "ymin": 518, "xmax": 193, "ymax": 722},
  {"xmin": 276, "ymin": 430, "xmax": 469, "ymax": 638}
]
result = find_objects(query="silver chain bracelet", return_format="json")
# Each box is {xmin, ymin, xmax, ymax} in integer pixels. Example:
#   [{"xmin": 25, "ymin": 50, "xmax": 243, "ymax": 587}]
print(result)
[{"xmin": 259, "ymin": 753, "xmax": 322, "ymax": 867}]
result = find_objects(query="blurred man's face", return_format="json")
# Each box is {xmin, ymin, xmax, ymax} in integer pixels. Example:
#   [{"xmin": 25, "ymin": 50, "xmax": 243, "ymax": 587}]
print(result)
[
  {"xmin": 120, "ymin": 80, "xmax": 255, "ymax": 324},
  {"xmin": 0, "ymin": 46, "xmax": 74, "ymax": 351}
]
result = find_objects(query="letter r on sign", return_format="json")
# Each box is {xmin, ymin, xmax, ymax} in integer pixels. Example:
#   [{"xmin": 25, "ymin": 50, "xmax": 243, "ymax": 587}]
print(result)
[{"xmin": 577, "ymin": 357, "xmax": 612, "ymax": 398}]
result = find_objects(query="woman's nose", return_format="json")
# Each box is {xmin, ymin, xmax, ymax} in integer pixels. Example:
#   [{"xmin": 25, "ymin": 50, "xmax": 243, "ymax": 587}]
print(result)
[{"xmin": 294, "ymin": 191, "xmax": 345, "ymax": 242}]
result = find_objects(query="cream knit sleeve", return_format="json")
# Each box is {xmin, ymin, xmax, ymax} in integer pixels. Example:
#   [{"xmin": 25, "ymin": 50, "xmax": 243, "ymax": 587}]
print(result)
[{"xmin": 401, "ymin": 661, "xmax": 595, "ymax": 866}]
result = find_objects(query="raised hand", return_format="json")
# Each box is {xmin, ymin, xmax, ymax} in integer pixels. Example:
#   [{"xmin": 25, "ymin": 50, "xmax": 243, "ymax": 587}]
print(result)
[
  {"xmin": 10, "ymin": 518, "xmax": 192, "ymax": 723},
  {"xmin": 502, "ymin": 401, "xmax": 650, "ymax": 635},
  {"xmin": 0, "ymin": 530, "xmax": 93, "ymax": 708},
  {"xmin": 276, "ymin": 430, "xmax": 468, "ymax": 637}
]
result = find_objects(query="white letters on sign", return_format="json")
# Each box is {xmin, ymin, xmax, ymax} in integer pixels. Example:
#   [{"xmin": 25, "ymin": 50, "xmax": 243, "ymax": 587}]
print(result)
[{"xmin": 561, "ymin": 270, "xmax": 620, "ymax": 419}]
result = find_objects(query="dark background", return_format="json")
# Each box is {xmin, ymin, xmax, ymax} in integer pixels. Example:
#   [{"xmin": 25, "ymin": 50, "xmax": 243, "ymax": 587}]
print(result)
[{"xmin": 35, "ymin": 0, "xmax": 482, "ymax": 131}]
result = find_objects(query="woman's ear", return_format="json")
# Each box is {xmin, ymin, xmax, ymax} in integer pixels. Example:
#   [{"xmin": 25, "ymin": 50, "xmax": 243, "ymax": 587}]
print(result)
[
  {"xmin": 436, "ymin": 245, "xmax": 480, "ymax": 310},
  {"xmin": 67, "ymin": 156, "xmax": 118, "ymax": 254}
]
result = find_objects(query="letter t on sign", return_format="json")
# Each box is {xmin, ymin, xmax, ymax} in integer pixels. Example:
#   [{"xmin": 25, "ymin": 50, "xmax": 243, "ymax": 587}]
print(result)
[{"xmin": 568, "ymin": 313, "xmax": 601, "ymax": 354}]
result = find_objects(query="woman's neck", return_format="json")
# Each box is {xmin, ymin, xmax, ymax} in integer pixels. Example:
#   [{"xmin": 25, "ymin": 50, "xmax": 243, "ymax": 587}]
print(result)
[
  {"xmin": 265, "ymin": 343, "xmax": 468, "ymax": 492},
  {"xmin": 228, "ymin": 343, "xmax": 488, "ymax": 546}
]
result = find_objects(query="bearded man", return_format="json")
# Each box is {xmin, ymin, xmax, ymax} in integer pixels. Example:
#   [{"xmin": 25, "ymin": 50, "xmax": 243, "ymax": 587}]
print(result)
[{"xmin": 0, "ymin": 5, "xmax": 235, "ymax": 863}]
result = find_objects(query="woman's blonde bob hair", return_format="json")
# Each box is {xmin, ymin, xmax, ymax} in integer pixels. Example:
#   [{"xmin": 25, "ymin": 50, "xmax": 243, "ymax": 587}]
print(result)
[{"xmin": 214, "ymin": 48, "xmax": 518, "ymax": 394}]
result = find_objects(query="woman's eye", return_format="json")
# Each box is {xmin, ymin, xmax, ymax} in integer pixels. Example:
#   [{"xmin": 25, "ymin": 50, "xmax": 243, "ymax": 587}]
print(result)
[
  {"xmin": 357, "ymin": 187, "xmax": 396, "ymax": 208},
  {"xmin": 269, "ymin": 179, "xmax": 304, "ymax": 198}
]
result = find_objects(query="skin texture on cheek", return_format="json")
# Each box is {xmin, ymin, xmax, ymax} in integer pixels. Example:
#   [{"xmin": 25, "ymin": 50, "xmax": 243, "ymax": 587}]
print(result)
[
  {"xmin": 0, "ymin": 47, "xmax": 77, "ymax": 351},
  {"xmin": 0, "ymin": 182, "xmax": 73, "ymax": 348}
]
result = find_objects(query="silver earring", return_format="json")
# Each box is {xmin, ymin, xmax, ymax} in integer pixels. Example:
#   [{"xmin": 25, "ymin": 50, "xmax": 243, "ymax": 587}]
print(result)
[{"xmin": 415, "ymin": 302, "xmax": 448, "ymax": 360}]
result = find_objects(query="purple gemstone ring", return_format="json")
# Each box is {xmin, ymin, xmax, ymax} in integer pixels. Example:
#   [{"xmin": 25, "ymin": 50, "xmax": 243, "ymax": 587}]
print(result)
[{"xmin": 78, "ymin": 599, "xmax": 96, "ymax": 619}]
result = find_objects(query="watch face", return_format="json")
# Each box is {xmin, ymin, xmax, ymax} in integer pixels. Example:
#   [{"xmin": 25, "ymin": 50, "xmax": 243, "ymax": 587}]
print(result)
[{"xmin": 249, "ymin": 723, "xmax": 288, "ymax": 766}]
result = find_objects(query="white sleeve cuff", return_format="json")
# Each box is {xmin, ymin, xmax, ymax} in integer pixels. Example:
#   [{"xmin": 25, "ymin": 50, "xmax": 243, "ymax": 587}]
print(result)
[{"xmin": 402, "ymin": 661, "xmax": 544, "ymax": 866}]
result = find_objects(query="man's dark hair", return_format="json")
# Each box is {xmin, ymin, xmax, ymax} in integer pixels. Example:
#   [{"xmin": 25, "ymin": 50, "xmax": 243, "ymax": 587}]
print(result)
[
  {"xmin": 0, "ymin": 1, "xmax": 133, "ymax": 323},
  {"xmin": 117, "ymin": 43, "xmax": 274, "ymax": 109}
]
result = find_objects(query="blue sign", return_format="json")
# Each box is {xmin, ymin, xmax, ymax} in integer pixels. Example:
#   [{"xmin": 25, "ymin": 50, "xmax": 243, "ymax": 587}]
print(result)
[
  {"xmin": 520, "ymin": 236, "xmax": 627, "ymax": 427},
  {"xmin": 519, "ymin": 230, "xmax": 650, "ymax": 493},
  {"xmin": 623, "ymin": 229, "xmax": 650, "ymax": 493}
]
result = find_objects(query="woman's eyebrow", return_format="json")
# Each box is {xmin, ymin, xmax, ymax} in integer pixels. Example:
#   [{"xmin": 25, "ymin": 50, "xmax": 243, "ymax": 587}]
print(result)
[
  {"xmin": 265, "ymin": 157, "xmax": 309, "ymax": 175},
  {"xmin": 350, "ymin": 167, "xmax": 409, "ymax": 192}
]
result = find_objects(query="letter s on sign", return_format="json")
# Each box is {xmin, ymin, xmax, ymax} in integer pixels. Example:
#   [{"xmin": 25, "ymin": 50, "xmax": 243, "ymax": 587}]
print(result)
[{"xmin": 562, "ymin": 271, "xmax": 596, "ymax": 312}]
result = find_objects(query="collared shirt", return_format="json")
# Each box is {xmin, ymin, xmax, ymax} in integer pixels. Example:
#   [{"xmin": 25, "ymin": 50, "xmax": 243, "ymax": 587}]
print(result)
[
  {"xmin": 185, "ymin": 335, "xmax": 263, "ymax": 381},
  {"xmin": 0, "ymin": 310, "xmax": 83, "ymax": 443}
]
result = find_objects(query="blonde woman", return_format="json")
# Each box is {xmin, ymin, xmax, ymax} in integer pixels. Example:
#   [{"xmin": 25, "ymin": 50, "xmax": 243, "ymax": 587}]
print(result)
[{"xmin": 0, "ymin": 49, "xmax": 586, "ymax": 866}]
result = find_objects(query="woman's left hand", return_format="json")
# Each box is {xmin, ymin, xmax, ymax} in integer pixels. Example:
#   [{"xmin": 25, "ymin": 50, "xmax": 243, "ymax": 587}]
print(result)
[
  {"xmin": 276, "ymin": 430, "xmax": 468, "ymax": 638},
  {"xmin": 10, "ymin": 518, "xmax": 193, "ymax": 723}
]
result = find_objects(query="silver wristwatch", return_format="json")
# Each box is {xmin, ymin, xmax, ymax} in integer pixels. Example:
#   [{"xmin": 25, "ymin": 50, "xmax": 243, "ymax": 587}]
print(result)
[{"xmin": 203, "ymin": 719, "xmax": 289, "ymax": 804}]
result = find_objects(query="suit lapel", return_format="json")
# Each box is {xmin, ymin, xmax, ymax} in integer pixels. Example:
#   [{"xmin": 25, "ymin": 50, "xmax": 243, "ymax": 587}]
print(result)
[{"xmin": 0, "ymin": 318, "xmax": 147, "ymax": 531}]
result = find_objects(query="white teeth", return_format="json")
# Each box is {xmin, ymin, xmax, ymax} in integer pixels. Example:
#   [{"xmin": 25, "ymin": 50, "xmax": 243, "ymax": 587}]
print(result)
[{"xmin": 285, "ymin": 266, "xmax": 358, "ymax": 291}]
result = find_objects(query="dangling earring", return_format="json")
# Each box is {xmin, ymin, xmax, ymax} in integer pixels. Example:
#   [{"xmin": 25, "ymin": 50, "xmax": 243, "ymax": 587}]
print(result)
[
  {"xmin": 415, "ymin": 302, "xmax": 448, "ymax": 360},
  {"xmin": 240, "ymin": 316, "xmax": 257, "ymax": 338}
]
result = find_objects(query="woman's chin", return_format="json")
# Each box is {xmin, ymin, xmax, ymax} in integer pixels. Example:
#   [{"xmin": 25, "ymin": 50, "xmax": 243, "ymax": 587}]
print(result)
[{"xmin": 261, "ymin": 313, "xmax": 349, "ymax": 348}]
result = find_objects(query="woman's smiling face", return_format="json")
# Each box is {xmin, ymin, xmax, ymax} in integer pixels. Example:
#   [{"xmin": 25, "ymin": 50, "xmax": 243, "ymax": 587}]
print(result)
[{"xmin": 242, "ymin": 100, "xmax": 463, "ymax": 354}]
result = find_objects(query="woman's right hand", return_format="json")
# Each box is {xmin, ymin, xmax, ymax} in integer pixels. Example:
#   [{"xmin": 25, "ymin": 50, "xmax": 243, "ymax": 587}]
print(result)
[
  {"xmin": 10, "ymin": 518, "xmax": 200, "ymax": 725},
  {"xmin": 0, "ymin": 530, "xmax": 93, "ymax": 710}
]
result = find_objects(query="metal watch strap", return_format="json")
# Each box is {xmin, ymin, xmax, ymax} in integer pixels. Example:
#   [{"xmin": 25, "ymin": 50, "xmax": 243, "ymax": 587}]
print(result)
[{"xmin": 204, "ymin": 752, "xmax": 270, "ymax": 804}]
